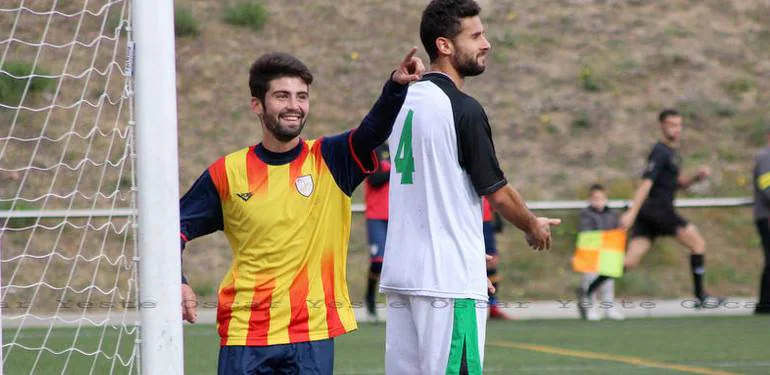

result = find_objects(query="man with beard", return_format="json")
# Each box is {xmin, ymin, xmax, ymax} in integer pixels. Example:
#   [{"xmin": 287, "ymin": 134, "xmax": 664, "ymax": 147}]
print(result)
[
  {"xmin": 578, "ymin": 109, "xmax": 724, "ymax": 320},
  {"xmin": 176, "ymin": 51, "xmax": 424, "ymax": 374},
  {"xmin": 379, "ymin": 1, "xmax": 560, "ymax": 373}
]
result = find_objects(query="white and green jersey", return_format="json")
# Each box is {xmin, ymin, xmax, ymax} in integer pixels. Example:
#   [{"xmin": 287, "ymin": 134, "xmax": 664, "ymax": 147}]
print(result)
[{"xmin": 380, "ymin": 72, "xmax": 507, "ymax": 301}]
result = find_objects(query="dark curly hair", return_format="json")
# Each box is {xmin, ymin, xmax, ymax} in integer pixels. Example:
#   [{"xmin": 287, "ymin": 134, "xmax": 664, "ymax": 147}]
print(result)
[
  {"xmin": 249, "ymin": 53, "xmax": 313, "ymax": 105},
  {"xmin": 420, "ymin": 0, "xmax": 482, "ymax": 62}
]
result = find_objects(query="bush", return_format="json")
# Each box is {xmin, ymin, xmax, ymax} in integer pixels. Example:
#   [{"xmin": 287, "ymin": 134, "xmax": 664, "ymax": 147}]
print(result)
[
  {"xmin": 0, "ymin": 200, "xmax": 36, "ymax": 230},
  {"xmin": 0, "ymin": 61, "xmax": 54, "ymax": 106},
  {"xmin": 175, "ymin": 7, "xmax": 201, "ymax": 38},
  {"xmin": 223, "ymin": 1, "xmax": 268, "ymax": 31},
  {"xmin": 579, "ymin": 65, "xmax": 600, "ymax": 92}
]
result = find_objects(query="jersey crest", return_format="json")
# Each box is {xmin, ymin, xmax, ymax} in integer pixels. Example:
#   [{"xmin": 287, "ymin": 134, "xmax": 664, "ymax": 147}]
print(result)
[{"xmin": 295, "ymin": 175, "xmax": 314, "ymax": 197}]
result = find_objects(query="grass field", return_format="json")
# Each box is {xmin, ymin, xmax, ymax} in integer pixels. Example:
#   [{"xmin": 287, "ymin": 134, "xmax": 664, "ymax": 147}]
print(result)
[{"xmin": 4, "ymin": 316, "xmax": 768, "ymax": 374}]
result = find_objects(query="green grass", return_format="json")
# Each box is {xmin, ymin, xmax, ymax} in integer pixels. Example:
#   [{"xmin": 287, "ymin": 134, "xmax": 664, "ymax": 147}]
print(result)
[
  {"xmin": 0, "ymin": 61, "xmax": 54, "ymax": 106},
  {"xmin": 5, "ymin": 316, "xmax": 768, "ymax": 374},
  {"xmin": 175, "ymin": 7, "xmax": 201, "ymax": 38},
  {"xmin": 223, "ymin": 1, "xmax": 268, "ymax": 31}
]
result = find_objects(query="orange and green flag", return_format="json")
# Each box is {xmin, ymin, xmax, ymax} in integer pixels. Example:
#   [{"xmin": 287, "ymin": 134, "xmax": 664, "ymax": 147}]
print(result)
[{"xmin": 572, "ymin": 229, "xmax": 626, "ymax": 277}]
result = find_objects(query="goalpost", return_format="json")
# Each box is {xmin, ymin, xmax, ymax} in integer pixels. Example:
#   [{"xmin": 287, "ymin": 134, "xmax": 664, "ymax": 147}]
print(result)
[{"xmin": 0, "ymin": 1, "xmax": 182, "ymax": 374}]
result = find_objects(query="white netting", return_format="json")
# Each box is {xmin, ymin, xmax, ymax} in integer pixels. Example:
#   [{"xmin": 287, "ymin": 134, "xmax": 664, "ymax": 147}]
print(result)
[{"xmin": 0, "ymin": 1, "xmax": 138, "ymax": 374}]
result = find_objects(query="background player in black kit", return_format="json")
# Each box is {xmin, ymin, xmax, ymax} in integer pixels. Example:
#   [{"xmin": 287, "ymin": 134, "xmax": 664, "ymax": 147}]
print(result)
[{"xmin": 579, "ymin": 109, "xmax": 723, "ymax": 316}]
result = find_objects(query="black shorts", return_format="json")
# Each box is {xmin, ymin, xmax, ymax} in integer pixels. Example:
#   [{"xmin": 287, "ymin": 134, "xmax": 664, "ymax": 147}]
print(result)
[{"xmin": 631, "ymin": 204, "xmax": 688, "ymax": 239}]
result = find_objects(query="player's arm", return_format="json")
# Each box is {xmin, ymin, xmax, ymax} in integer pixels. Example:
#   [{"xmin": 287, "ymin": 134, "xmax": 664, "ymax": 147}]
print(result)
[
  {"xmin": 177, "ymin": 162, "xmax": 226, "ymax": 323},
  {"xmin": 456, "ymin": 100, "xmax": 558, "ymax": 250},
  {"xmin": 619, "ymin": 179, "xmax": 653, "ymax": 229},
  {"xmin": 367, "ymin": 146, "xmax": 391, "ymax": 187},
  {"xmin": 486, "ymin": 185, "xmax": 538, "ymax": 235},
  {"xmin": 620, "ymin": 145, "xmax": 669, "ymax": 228},
  {"xmin": 678, "ymin": 166, "xmax": 711, "ymax": 189},
  {"xmin": 349, "ymin": 48, "xmax": 423, "ymax": 162},
  {"xmin": 322, "ymin": 48, "xmax": 423, "ymax": 195}
]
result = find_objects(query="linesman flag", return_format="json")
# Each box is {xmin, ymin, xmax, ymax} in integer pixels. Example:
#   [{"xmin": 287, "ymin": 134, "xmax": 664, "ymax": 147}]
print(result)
[{"xmin": 572, "ymin": 229, "xmax": 626, "ymax": 277}]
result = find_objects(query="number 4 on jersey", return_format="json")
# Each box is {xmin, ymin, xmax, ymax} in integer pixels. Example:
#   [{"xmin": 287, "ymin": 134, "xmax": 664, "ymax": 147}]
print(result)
[{"xmin": 395, "ymin": 110, "xmax": 415, "ymax": 184}]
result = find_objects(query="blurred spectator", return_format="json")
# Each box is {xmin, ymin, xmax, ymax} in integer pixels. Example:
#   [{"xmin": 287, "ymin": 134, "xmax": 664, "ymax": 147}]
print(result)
[
  {"xmin": 483, "ymin": 196, "xmax": 513, "ymax": 320},
  {"xmin": 752, "ymin": 127, "xmax": 770, "ymax": 315},
  {"xmin": 577, "ymin": 184, "xmax": 624, "ymax": 321},
  {"xmin": 364, "ymin": 143, "xmax": 390, "ymax": 321}
]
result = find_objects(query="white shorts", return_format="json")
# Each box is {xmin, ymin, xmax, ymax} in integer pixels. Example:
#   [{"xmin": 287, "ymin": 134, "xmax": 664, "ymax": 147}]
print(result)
[{"xmin": 384, "ymin": 293, "xmax": 487, "ymax": 375}]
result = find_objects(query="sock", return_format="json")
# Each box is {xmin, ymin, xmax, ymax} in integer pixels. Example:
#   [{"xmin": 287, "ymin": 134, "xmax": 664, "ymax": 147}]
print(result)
[
  {"xmin": 365, "ymin": 273, "xmax": 378, "ymax": 306},
  {"xmin": 489, "ymin": 282, "xmax": 499, "ymax": 306},
  {"xmin": 691, "ymin": 254, "xmax": 705, "ymax": 299},
  {"xmin": 487, "ymin": 267, "xmax": 499, "ymax": 306},
  {"xmin": 587, "ymin": 275, "xmax": 610, "ymax": 295}
]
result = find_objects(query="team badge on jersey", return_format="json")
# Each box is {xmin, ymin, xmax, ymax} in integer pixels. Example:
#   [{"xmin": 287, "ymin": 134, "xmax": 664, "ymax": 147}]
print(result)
[{"xmin": 295, "ymin": 175, "xmax": 314, "ymax": 197}]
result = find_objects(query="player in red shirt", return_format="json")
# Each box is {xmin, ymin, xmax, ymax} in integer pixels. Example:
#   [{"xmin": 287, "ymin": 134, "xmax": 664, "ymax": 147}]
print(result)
[
  {"xmin": 483, "ymin": 196, "xmax": 513, "ymax": 320},
  {"xmin": 363, "ymin": 143, "xmax": 390, "ymax": 321}
]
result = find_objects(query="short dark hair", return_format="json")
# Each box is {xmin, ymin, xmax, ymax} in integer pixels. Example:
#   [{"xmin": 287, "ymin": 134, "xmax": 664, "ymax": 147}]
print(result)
[
  {"xmin": 658, "ymin": 109, "xmax": 680, "ymax": 123},
  {"xmin": 249, "ymin": 53, "xmax": 313, "ymax": 104},
  {"xmin": 589, "ymin": 183, "xmax": 605, "ymax": 194},
  {"xmin": 420, "ymin": 0, "xmax": 482, "ymax": 62}
]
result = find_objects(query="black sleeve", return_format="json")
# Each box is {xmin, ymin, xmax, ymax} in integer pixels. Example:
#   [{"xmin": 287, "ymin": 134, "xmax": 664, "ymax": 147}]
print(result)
[
  {"xmin": 642, "ymin": 145, "xmax": 668, "ymax": 181},
  {"xmin": 455, "ymin": 98, "xmax": 507, "ymax": 196}
]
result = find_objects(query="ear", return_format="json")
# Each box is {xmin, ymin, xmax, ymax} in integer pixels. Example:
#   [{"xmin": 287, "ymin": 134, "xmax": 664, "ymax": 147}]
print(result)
[
  {"xmin": 435, "ymin": 37, "xmax": 454, "ymax": 58},
  {"xmin": 250, "ymin": 97, "xmax": 263, "ymax": 116}
]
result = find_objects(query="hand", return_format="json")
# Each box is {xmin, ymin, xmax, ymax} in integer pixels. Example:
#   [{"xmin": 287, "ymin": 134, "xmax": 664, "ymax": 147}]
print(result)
[
  {"xmin": 620, "ymin": 211, "xmax": 635, "ymax": 230},
  {"xmin": 182, "ymin": 283, "xmax": 198, "ymax": 323},
  {"xmin": 487, "ymin": 278, "xmax": 496, "ymax": 295},
  {"xmin": 486, "ymin": 254, "xmax": 498, "ymax": 268},
  {"xmin": 696, "ymin": 165, "xmax": 711, "ymax": 181},
  {"xmin": 525, "ymin": 217, "xmax": 561, "ymax": 251},
  {"xmin": 391, "ymin": 47, "xmax": 425, "ymax": 85}
]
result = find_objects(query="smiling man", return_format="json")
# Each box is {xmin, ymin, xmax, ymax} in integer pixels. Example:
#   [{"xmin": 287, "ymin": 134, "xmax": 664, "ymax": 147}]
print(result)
[
  {"xmin": 379, "ymin": 1, "xmax": 559, "ymax": 374},
  {"xmin": 176, "ymin": 50, "xmax": 423, "ymax": 374}
]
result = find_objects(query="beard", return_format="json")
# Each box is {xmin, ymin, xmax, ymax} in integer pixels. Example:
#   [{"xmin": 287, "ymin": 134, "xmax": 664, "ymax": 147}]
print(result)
[
  {"xmin": 452, "ymin": 49, "xmax": 486, "ymax": 77},
  {"xmin": 262, "ymin": 109, "xmax": 306, "ymax": 143}
]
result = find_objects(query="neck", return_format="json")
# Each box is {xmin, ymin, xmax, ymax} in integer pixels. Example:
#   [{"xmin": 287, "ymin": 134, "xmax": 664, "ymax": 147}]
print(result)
[
  {"xmin": 661, "ymin": 137, "xmax": 678, "ymax": 148},
  {"xmin": 262, "ymin": 133, "xmax": 300, "ymax": 153},
  {"xmin": 430, "ymin": 59, "xmax": 464, "ymax": 89}
]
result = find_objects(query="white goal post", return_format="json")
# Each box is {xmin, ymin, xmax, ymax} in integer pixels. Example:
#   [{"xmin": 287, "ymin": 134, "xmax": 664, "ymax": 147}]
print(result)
[{"xmin": 0, "ymin": 1, "xmax": 183, "ymax": 374}]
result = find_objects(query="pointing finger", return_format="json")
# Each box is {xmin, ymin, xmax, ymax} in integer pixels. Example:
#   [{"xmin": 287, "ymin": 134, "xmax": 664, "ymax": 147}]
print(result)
[{"xmin": 402, "ymin": 46, "xmax": 418, "ymax": 64}]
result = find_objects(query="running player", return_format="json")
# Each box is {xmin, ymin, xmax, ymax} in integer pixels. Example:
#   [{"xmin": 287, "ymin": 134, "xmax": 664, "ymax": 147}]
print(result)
[{"xmin": 579, "ymin": 109, "xmax": 723, "ymax": 318}]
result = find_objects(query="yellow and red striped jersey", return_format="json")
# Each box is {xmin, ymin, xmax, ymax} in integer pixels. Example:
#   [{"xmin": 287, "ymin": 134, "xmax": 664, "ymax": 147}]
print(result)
[
  {"xmin": 210, "ymin": 139, "xmax": 359, "ymax": 346},
  {"xmin": 179, "ymin": 77, "xmax": 408, "ymax": 346}
]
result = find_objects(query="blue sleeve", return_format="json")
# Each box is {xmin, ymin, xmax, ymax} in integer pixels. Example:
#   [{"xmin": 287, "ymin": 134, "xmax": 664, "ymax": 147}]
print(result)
[
  {"xmin": 321, "ymin": 131, "xmax": 367, "ymax": 197},
  {"xmin": 179, "ymin": 170, "xmax": 224, "ymax": 250},
  {"xmin": 349, "ymin": 76, "xmax": 408, "ymax": 169},
  {"xmin": 321, "ymin": 76, "xmax": 408, "ymax": 196}
]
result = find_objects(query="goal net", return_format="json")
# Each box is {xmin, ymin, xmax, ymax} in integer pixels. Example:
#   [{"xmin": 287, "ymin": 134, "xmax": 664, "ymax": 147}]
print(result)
[{"xmin": 1, "ymin": 1, "xmax": 141, "ymax": 373}]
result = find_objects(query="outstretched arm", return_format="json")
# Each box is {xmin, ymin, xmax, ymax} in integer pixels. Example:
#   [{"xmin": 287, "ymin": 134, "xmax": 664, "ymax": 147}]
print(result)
[
  {"xmin": 486, "ymin": 184, "xmax": 560, "ymax": 251},
  {"xmin": 678, "ymin": 165, "xmax": 711, "ymax": 189},
  {"xmin": 321, "ymin": 48, "xmax": 424, "ymax": 195},
  {"xmin": 349, "ymin": 47, "xmax": 425, "ymax": 163}
]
